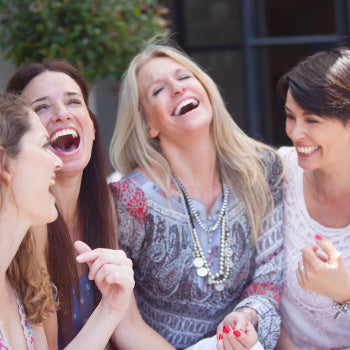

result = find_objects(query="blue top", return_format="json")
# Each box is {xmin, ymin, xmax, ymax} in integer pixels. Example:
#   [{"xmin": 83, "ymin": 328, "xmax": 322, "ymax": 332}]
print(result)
[{"xmin": 58, "ymin": 273, "xmax": 95, "ymax": 349}]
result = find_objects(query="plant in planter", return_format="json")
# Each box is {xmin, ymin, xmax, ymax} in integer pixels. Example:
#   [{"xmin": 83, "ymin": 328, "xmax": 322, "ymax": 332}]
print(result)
[{"xmin": 0, "ymin": 0, "xmax": 169, "ymax": 87}]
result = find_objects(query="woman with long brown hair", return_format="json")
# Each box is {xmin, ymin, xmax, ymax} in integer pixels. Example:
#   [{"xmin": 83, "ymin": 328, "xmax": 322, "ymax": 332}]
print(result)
[
  {"xmin": 6, "ymin": 60, "xmax": 173, "ymax": 350},
  {"xmin": 0, "ymin": 92, "xmax": 61, "ymax": 349}
]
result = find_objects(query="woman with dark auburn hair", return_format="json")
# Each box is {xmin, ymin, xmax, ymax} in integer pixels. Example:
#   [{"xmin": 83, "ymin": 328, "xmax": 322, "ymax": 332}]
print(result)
[
  {"xmin": 6, "ymin": 60, "xmax": 174, "ymax": 350},
  {"xmin": 276, "ymin": 47, "xmax": 350, "ymax": 349}
]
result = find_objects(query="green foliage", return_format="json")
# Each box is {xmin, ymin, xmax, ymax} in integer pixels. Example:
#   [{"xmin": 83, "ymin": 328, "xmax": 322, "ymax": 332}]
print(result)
[{"xmin": 0, "ymin": 0, "xmax": 169, "ymax": 86}]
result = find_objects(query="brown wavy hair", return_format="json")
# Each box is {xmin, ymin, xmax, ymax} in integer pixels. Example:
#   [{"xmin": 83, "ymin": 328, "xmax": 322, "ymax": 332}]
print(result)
[
  {"xmin": 7, "ymin": 62, "xmax": 117, "ymax": 344},
  {"xmin": 0, "ymin": 93, "xmax": 56, "ymax": 324}
]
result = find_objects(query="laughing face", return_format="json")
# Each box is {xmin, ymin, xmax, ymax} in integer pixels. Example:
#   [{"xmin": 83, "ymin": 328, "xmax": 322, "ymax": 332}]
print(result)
[
  {"xmin": 285, "ymin": 89, "xmax": 350, "ymax": 170},
  {"xmin": 137, "ymin": 57, "xmax": 213, "ymax": 143},
  {"xmin": 22, "ymin": 71, "xmax": 95, "ymax": 176},
  {"xmin": 10, "ymin": 111, "xmax": 62, "ymax": 226}
]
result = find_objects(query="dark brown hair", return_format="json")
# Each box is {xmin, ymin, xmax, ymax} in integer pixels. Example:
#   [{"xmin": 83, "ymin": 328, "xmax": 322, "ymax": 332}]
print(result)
[
  {"xmin": 0, "ymin": 92, "xmax": 56, "ymax": 323},
  {"xmin": 6, "ymin": 61, "xmax": 117, "ymax": 344},
  {"xmin": 278, "ymin": 46, "xmax": 350, "ymax": 124}
]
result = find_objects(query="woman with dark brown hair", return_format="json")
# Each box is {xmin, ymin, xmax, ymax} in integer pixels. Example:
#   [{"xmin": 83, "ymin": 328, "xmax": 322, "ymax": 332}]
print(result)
[
  {"xmin": 276, "ymin": 47, "xmax": 350, "ymax": 349},
  {"xmin": 6, "ymin": 60, "xmax": 174, "ymax": 350}
]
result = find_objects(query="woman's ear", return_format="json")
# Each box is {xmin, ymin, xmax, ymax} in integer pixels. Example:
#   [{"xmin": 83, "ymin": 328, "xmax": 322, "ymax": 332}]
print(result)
[
  {"xmin": 148, "ymin": 126, "xmax": 159, "ymax": 139},
  {"xmin": 0, "ymin": 147, "xmax": 12, "ymax": 185}
]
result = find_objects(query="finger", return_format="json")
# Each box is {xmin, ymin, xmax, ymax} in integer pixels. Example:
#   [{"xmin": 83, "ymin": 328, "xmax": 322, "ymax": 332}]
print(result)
[
  {"xmin": 74, "ymin": 241, "xmax": 95, "ymax": 269},
  {"xmin": 216, "ymin": 335, "xmax": 224, "ymax": 350},
  {"xmin": 87, "ymin": 251, "xmax": 131, "ymax": 280},
  {"xmin": 301, "ymin": 244, "xmax": 319, "ymax": 266},
  {"xmin": 296, "ymin": 261, "xmax": 304, "ymax": 288},
  {"xmin": 315, "ymin": 251, "xmax": 329, "ymax": 262},
  {"xmin": 74, "ymin": 240, "xmax": 92, "ymax": 255},
  {"xmin": 314, "ymin": 235, "xmax": 340, "ymax": 263},
  {"xmin": 222, "ymin": 325, "xmax": 244, "ymax": 350},
  {"xmin": 94, "ymin": 264, "xmax": 134, "ymax": 290}
]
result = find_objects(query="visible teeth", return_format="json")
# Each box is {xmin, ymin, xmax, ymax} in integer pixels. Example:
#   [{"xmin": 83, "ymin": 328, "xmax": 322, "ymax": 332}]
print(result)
[
  {"xmin": 296, "ymin": 146, "xmax": 319, "ymax": 154},
  {"xmin": 50, "ymin": 129, "xmax": 78, "ymax": 142},
  {"xmin": 49, "ymin": 179, "xmax": 55, "ymax": 186},
  {"xmin": 173, "ymin": 98, "xmax": 198, "ymax": 116}
]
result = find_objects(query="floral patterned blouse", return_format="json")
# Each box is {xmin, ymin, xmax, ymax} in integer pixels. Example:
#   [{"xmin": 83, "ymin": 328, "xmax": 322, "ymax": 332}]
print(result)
[
  {"xmin": 110, "ymin": 149, "xmax": 285, "ymax": 350},
  {"xmin": 0, "ymin": 292, "xmax": 35, "ymax": 350}
]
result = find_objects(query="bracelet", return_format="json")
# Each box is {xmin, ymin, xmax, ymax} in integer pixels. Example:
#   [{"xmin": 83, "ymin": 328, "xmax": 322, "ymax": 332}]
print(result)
[
  {"xmin": 332, "ymin": 300, "xmax": 350, "ymax": 320},
  {"xmin": 237, "ymin": 309, "xmax": 257, "ymax": 327}
]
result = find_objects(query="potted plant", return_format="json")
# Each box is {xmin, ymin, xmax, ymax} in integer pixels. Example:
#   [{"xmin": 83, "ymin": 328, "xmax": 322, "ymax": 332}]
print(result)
[{"xmin": 0, "ymin": 0, "xmax": 169, "ymax": 87}]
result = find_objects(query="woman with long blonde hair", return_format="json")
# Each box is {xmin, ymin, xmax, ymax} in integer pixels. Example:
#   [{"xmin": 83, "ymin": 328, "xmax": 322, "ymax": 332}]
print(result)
[{"xmin": 109, "ymin": 40, "xmax": 284, "ymax": 350}]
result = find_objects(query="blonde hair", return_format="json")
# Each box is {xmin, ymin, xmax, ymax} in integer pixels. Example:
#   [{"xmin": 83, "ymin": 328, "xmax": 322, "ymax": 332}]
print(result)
[{"xmin": 109, "ymin": 39, "xmax": 282, "ymax": 244}]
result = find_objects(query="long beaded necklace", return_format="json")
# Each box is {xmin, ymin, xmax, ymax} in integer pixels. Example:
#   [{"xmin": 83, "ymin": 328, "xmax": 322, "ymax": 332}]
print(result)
[{"xmin": 172, "ymin": 174, "xmax": 233, "ymax": 291}]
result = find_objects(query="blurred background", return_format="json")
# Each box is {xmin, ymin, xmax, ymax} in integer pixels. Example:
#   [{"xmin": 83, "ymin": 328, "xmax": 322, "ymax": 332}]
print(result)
[{"xmin": 1, "ymin": 0, "xmax": 350, "ymax": 155}]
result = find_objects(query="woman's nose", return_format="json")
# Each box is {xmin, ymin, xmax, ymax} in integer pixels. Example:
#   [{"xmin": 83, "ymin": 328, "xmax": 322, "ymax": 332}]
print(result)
[
  {"xmin": 286, "ymin": 120, "xmax": 305, "ymax": 142},
  {"xmin": 170, "ymin": 81, "xmax": 186, "ymax": 97},
  {"xmin": 51, "ymin": 103, "xmax": 72, "ymax": 122}
]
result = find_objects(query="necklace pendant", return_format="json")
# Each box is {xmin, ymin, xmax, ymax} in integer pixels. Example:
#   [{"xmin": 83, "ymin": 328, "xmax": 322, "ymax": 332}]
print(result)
[
  {"xmin": 226, "ymin": 258, "xmax": 233, "ymax": 268},
  {"xmin": 225, "ymin": 247, "xmax": 233, "ymax": 257},
  {"xmin": 197, "ymin": 267, "xmax": 208, "ymax": 277},
  {"xmin": 193, "ymin": 257, "xmax": 204, "ymax": 268},
  {"xmin": 224, "ymin": 280, "xmax": 232, "ymax": 288},
  {"xmin": 214, "ymin": 283, "xmax": 225, "ymax": 291}
]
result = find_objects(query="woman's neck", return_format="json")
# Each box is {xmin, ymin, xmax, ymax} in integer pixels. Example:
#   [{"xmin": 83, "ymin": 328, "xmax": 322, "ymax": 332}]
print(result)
[
  {"xmin": 0, "ymin": 209, "xmax": 29, "ymax": 276},
  {"xmin": 308, "ymin": 165, "xmax": 350, "ymax": 200},
  {"xmin": 161, "ymin": 134, "xmax": 221, "ymax": 211},
  {"xmin": 53, "ymin": 171, "xmax": 83, "ymax": 235}
]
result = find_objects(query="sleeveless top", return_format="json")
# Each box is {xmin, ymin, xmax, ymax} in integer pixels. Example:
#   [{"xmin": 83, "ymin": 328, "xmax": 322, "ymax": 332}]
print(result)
[
  {"xmin": 58, "ymin": 273, "xmax": 95, "ymax": 349},
  {"xmin": 0, "ymin": 292, "xmax": 35, "ymax": 350}
]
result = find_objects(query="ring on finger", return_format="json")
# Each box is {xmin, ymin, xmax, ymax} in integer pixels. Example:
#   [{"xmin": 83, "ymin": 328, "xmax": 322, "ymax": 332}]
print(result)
[{"xmin": 298, "ymin": 264, "xmax": 304, "ymax": 273}]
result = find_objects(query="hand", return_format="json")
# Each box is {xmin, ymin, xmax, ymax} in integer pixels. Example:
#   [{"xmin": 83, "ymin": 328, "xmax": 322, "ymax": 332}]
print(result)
[
  {"xmin": 216, "ymin": 310, "xmax": 258, "ymax": 350},
  {"xmin": 74, "ymin": 241, "xmax": 135, "ymax": 317},
  {"xmin": 296, "ymin": 235, "xmax": 350, "ymax": 303}
]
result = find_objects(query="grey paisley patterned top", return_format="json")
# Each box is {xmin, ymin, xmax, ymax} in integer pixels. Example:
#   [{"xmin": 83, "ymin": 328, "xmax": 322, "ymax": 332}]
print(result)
[{"xmin": 110, "ymin": 150, "xmax": 284, "ymax": 349}]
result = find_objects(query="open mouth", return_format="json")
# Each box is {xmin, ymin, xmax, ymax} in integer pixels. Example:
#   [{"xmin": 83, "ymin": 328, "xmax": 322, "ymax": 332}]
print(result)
[
  {"xmin": 172, "ymin": 98, "xmax": 199, "ymax": 116},
  {"xmin": 50, "ymin": 128, "xmax": 80, "ymax": 154},
  {"xmin": 296, "ymin": 145, "xmax": 319, "ymax": 155}
]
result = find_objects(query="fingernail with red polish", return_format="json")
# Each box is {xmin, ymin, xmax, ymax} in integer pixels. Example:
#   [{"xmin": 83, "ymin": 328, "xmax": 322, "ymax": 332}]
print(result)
[
  {"xmin": 218, "ymin": 334, "xmax": 223, "ymax": 340},
  {"xmin": 315, "ymin": 234, "xmax": 323, "ymax": 240},
  {"xmin": 223, "ymin": 325, "xmax": 230, "ymax": 334},
  {"xmin": 233, "ymin": 329, "xmax": 242, "ymax": 337}
]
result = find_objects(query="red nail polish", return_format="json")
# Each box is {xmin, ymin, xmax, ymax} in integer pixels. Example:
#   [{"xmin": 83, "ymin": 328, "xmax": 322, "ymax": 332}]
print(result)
[
  {"xmin": 223, "ymin": 325, "xmax": 230, "ymax": 334},
  {"xmin": 218, "ymin": 334, "xmax": 223, "ymax": 340},
  {"xmin": 233, "ymin": 329, "xmax": 242, "ymax": 337},
  {"xmin": 315, "ymin": 234, "xmax": 323, "ymax": 240}
]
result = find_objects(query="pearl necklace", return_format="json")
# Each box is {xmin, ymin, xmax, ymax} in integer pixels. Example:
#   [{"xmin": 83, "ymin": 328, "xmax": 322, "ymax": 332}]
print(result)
[
  {"xmin": 173, "ymin": 174, "xmax": 229, "ymax": 233},
  {"xmin": 172, "ymin": 175, "xmax": 233, "ymax": 291}
]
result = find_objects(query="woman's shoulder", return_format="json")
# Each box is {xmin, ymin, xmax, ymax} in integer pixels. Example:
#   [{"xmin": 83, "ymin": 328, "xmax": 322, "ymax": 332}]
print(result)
[
  {"xmin": 277, "ymin": 146, "xmax": 299, "ymax": 177},
  {"xmin": 109, "ymin": 170, "xmax": 147, "ymax": 202},
  {"xmin": 109, "ymin": 171, "xmax": 150, "ymax": 225},
  {"xmin": 258, "ymin": 146, "xmax": 284, "ymax": 188},
  {"xmin": 277, "ymin": 146, "xmax": 295, "ymax": 162}
]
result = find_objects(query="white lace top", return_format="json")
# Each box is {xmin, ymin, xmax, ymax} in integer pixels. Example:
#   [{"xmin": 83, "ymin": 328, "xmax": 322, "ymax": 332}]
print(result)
[{"xmin": 278, "ymin": 147, "xmax": 350, "ymax": 350}]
